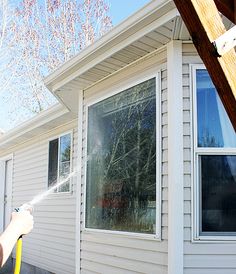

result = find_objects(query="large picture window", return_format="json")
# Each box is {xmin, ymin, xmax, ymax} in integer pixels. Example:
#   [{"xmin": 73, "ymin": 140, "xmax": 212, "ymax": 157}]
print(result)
[
  {"xmin": 48, "ymin": 132, "xmax": 72, "ymax": 193},
  {"xmin": 85, "ymin": 78, "xmax": 159, "ymax": 235},
  {"xmin": 193, "ymin": 66, "xmax": 236, "ymax": 239}
]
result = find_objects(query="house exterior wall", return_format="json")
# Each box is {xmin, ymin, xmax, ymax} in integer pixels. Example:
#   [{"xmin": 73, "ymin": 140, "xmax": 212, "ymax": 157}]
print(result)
[
  {"xmin": 1, "ymin": 40, "xmax": 235, "ymax": 274},
  {"xmin": 78, "ymin": 48, "xmax": 168, "ymax": 274},
  {"xmin": 182, "ymin": 43, "xmax": 236, "ymax": 274},
  {"xmin": 0, "ymin": 120, "xmax": 78, "ymax": 274}
]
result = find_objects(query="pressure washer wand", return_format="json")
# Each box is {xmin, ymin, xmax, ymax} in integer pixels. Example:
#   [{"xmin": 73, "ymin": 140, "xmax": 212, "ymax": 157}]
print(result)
[{"xmin": 13, "ymin": 203, "xmax": 33, "ymax": 274}]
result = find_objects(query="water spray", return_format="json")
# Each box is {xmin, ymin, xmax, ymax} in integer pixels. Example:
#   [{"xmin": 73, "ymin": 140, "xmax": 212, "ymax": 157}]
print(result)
[
  {"xmin": 13, "ymin": 171, "xmax": 76, "ymax": 274},
  {"xmin": 29, "ymin": 171, "xmax": 76, "ymax": 206}
]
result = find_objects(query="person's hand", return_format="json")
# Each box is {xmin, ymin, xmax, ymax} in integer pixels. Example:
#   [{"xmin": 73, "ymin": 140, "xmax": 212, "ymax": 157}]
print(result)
[
  {"xmin": 10, "ymin": 210, "xmax": 34, "ymax": 236},
  {"xmin": 0, "ymin": 210, "xmax": 34, "ymax": 267}
]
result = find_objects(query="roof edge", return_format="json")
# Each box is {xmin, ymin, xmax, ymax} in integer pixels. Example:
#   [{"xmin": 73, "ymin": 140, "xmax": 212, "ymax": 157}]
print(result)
[
  {"xmin": 0, "ymin": 104, "xmax": 68, "ymax": 147},
  {"xmin": 44, "ymin": 0, "xmax": 174, "ymax": 90}
]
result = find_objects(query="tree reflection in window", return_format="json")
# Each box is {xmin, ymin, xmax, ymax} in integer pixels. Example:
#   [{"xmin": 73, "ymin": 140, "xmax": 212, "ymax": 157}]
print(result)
[
  {"xmin": 86, "ymin": 78, "xmax": 156, "ymax": 234},
  {"xmin": 201, "ymin": 155, "xmax": 236, "ymax": 233},
  {"xmin": 48, "ymin": 133, "xmax": 71, "ymax": 193}
]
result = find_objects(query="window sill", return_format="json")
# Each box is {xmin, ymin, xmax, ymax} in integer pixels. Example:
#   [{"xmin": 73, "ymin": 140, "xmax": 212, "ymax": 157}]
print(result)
[
  {"xmin": 82, "ymin": 227, "xmax": 161, "ymax": 241},
  {"xmin": 192, "ymin": 235, "xmax": 236, "ymax": 243}
]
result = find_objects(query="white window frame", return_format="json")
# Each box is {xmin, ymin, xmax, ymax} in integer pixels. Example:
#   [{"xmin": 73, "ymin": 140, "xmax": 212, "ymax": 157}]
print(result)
[
  {"xmin": 83, "ymin": 72, "xmax": 162, "ymax": 240},
  {"xmin": 47, "ymin": 130, "xmax": 73, "ymax": 194},
  {"xmin": 191, "ymin": 64, "xmax": 236, "ymax": 242}
]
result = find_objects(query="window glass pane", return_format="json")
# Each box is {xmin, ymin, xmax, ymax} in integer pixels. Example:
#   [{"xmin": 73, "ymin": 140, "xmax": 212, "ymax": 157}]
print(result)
[
  {"xmin": 201, "ymin": 155, "xmax": 236, "ymax": 233},
  {"xmin": 196, "ymin": 69, "xmax": 236, "ymax": 147},
  {"xmin": 86, "ymin": 78, "xmax": 156, "ymax": 234},
  {"xmin": 58, "ymin": 133, "xmax": 71, "ymax": 192},
  {"xmin": 48, "ymin": 139, "xmax": 58, "ymax": 187}
]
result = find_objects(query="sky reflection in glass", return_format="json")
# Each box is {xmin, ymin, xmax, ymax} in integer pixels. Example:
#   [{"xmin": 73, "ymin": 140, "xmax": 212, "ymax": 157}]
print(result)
[{"xmin": 196, "ymin": 69, "xmax": 236, "ymax": 148}]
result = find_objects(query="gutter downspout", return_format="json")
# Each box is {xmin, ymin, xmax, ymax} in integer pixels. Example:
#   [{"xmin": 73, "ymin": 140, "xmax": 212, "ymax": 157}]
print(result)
[{"xmin": 75, "ymin": 90, "xmax": 83, "ymax": 274}]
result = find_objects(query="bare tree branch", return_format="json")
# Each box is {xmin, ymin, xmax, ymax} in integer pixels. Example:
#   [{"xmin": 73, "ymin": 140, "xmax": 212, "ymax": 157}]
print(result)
[{"xmin": 0, "ymin": 0, "xmax": 112, "ymax": 128}]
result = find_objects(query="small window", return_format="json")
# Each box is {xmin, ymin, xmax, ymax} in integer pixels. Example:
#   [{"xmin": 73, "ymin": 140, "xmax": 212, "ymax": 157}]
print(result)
[
  {"xmin": 193, "ymin": 66, "xmax": 236, "ymax": 239},
  {"xmin": 85, "ymin": 78, "xmax": 159, "ymax": 235},
  {"xmin": 48, "ymin": 133, "xmax": 72, "ymax": 193}
]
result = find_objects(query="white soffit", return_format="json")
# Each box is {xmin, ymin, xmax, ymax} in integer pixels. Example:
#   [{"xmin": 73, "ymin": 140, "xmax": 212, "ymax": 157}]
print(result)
[
  {"xmin": 45, "ymin": 0, "xmax": 181, "ymax": 112},
  {"xmin": 44, "ymin": 0, "xmax": 234, "ymax": 113}
]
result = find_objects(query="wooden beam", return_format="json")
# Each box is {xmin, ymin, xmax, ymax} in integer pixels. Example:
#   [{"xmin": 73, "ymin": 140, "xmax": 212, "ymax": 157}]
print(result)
[
  {"xmin": 173, "ymin": 0, "xmax": 236, "ymax": 131},
  {"xmin": 214, "ymin": 0, "xmax": 236, "ymax": 24}
]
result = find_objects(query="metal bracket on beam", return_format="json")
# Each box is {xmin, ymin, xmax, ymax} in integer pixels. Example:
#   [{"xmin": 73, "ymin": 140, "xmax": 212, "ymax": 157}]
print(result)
[{"xmin": 213, "ymin": 25, "xmax": 236, "ymax": 56}]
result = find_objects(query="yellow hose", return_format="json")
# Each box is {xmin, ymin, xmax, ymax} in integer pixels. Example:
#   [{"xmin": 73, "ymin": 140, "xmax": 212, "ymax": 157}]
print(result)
[{"xmin": 14, "ymin": 237, "xmax": 22, "ymax": 274}]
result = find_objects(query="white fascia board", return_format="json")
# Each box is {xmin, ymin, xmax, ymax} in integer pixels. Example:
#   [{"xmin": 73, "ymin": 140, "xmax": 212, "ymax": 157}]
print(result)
[
  {"xmin": 0, "ymin": 104, "xmax": 69, "ymax": 148},
  {"xmin": 44, "ymin": 0, "xmax": 177, "ymax": 92}
]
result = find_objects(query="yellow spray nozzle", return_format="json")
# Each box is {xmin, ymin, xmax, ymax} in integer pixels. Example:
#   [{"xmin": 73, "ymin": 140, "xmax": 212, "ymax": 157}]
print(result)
[{"xmin": 13, "ymin": 203, "xmax": 33, "ymax": 274}]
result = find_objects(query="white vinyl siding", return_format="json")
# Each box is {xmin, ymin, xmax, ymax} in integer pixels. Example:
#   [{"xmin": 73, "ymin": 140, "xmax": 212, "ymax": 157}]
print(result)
[
  {"xmin": 182, "ymin": 43, "xmax": 236, "ymax": 274},
  {"xmin": 11, "ymin": 121, "xmax": 78, "ymax": 274},
  {"xmin": 161, "ymin": 67, "xmax": 168, "ymax": 247},
  {"xmin": 80, "ymin": 51, "xmax": 168, "ymax": 273}
]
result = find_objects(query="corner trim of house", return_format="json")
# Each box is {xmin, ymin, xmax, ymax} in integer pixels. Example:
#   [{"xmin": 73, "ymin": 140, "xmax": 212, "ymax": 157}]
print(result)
[{"xmin": 167, "ymin": 40, "xmax": 184, "ymax": 274}]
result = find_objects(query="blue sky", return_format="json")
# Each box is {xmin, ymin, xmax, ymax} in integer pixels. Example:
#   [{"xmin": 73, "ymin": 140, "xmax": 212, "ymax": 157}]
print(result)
[
  {"xmin": 110, "ymin": 0, "xmax": 151, "ymax": 25},
  {"xmin": 0, "ymin": 0, "xmax": 151, "ymax": 132}
]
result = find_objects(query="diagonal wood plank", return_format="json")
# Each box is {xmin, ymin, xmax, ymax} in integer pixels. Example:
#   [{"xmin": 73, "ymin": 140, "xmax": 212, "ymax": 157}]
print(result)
[{"xmin": 173, "ymin": 0, "xmax": 236, "ymax": 131}]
